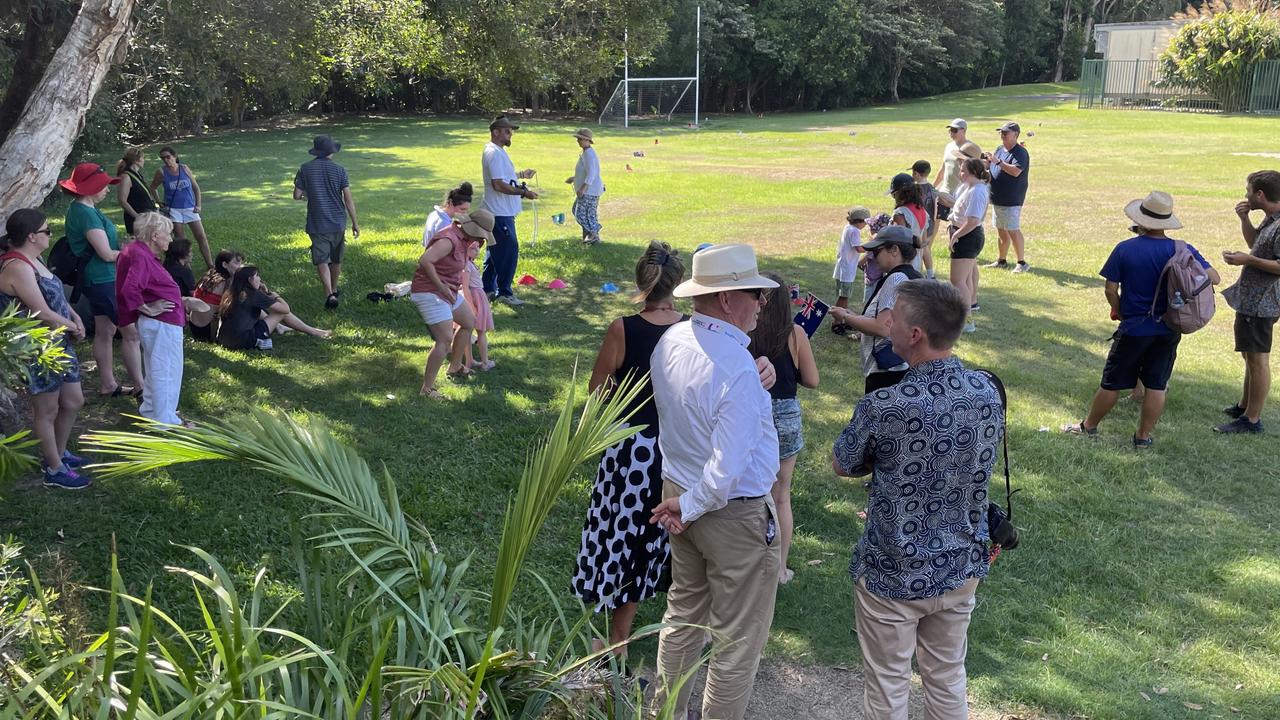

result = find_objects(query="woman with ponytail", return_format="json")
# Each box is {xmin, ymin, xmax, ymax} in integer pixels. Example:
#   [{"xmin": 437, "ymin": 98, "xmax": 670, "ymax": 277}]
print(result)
[
  {"xmin": 115, "ymin": 147, "xmax": 158, "ymax": 236},
  {"xmin": 571, "ymin": 240, "xmax": 686, "ymax": 662},
  {"xmin": 422, "ymin": 182, "xmax": 473, "ymax": 247},
  {"xmin": 948, "ymin": 157, "xmax": 991, "ymax": 333}
]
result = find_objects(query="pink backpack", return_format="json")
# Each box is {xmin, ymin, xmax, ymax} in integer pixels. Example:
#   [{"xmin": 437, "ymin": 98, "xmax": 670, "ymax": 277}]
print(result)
[{"xmin": 1150, "ymin": 240, "xmax": 1215, "ymax": 334}]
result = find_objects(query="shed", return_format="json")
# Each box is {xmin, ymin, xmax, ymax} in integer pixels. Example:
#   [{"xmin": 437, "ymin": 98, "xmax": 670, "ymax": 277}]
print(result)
[{"xmin": 1092, "ymin": 20, "xmax": 1187, "ymax": 61}]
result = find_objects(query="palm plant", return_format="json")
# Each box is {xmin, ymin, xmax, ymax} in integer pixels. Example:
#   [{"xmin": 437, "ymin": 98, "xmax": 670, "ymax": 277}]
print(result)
[
  {"xmin": 0, "ymin": 305, "xmax": 72, "ymax": 484},
  {"xmin": 0, "ymin": 369, "xmax": 693, "ymax": 718}
]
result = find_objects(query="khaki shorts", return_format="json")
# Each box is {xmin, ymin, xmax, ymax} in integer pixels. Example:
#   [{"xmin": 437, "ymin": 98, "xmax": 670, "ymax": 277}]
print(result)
[
  {"xmin": 993, "ymin": 205, "xmax": 1022, "ymax": 231},
  {"xmin": 308, "ymin": 231, "xmax": 346, "ymax": 265}
]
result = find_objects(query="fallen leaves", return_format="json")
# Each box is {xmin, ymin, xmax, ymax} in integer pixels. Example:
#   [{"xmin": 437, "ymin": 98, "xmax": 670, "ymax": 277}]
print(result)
[
  {"xmin": 806, "ymin": 559, "xmax": 823, "ymax": 566},
  {"xmin": 1139, "ymin": 691, "xmax": 1151, "ymax": 702},
  {"xmin": 1182, "ymin": 701, "xmax": 1203, "ymax": 710}
]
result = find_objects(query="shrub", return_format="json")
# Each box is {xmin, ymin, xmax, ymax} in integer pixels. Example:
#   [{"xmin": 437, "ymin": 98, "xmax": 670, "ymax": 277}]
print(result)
[{"xmin": 1159, "ymin": 6, "xmax": 1280, "ymax": 112}]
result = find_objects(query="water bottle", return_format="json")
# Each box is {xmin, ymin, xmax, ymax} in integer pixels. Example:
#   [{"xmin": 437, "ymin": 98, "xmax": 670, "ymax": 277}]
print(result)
[{"xmin": 1171, "ymin": 291, "xmax": 1185, "ymax": 308}]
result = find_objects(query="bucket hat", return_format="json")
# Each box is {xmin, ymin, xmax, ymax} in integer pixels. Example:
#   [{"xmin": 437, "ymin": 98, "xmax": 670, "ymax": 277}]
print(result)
[
  {"xmin": 308, "ymin": 135, "xmax": 341, "ymax": 156},
  {"xmin": 57, "ymin": 162, "xmax": 120, "ymax": 196}
]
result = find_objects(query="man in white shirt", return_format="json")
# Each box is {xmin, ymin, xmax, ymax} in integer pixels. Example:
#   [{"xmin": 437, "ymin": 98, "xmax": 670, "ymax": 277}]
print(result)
[
  {"xmin": 933, "ymin": 118, "xmax": 982, "ymax": 198},
  {"xmin": 649, "ymin": 244, "xmax": 782, "ymax": 720},
  {"xmin": 480, "ymin": 115, "xmax": 538, "ymax": 305}
]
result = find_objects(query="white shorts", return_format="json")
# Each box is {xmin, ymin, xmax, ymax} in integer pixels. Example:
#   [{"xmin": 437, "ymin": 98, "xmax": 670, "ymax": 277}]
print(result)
[
  {"xmin": 993, "ymin": 205, "xmax": 1022, "ymax": 231},
  {"xmin": 168, "ymin": 207, "xmax": 201, "ymax": 224},
  {"xmin": 411, "ymin": 291, "xmax": 464, "ymax": 326}
]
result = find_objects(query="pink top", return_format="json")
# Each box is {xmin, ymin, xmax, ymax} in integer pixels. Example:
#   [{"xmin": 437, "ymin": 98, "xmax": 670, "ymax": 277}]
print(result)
[
  {"xmin": 411, "ymin": 224, "xmax": 474, "ymax": 296},
  {"xmin": 465, "ymin": 261, "xmax": 482, "ymax": 289},
  {"xmin": 116, "ymin": 241, "xmax": 185, "ymax": 327}
]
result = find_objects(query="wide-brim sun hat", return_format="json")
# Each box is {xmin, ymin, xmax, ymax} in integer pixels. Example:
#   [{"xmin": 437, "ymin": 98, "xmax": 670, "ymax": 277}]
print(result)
[
  {"xmin": 489, "ymin": 115, "xmax": 520, "ymax": 131},
  {"xmin": 1124, "ymin": 190, "xmax": 1183, "ymax": 230},
  {"xmin": 573, "ymin": 128, "xmax": 594, "ymax": 143},
  {"xmin": 673, "ymin": 243, "xmax": 778, "ymax": 298},
  {"xmin": 58, "ymin": 162, "xmax": 120, "ymax": 196},
  {"xmin": 309, "ymin": 135, "xmax": 341, "ymax": 156},
  {"xmin": 459, "ymin": 208, "xmax": 497, "ymax": 246}
]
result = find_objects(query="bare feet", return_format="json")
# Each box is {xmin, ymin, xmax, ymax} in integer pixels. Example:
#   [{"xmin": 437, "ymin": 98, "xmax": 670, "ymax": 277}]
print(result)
[{"xmin": 310, "ymin": 328, "xmax": 334, "ymax": 339}]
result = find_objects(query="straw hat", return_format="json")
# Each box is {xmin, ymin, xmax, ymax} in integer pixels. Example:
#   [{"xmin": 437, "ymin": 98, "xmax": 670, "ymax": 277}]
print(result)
[
  {"xmin": 458, "ymin": 209, "xmax": 497, "ymax": 246},
  {"xmin": 573, "ymin": 128, "xmax": 594, "ymax": 143},
  {"xmin": 1124, "ymin": 191, "xmax": 1183, "ymax": 230},
  {"xmin": 672, "ymin": 244, "xmax": 778, "ymax": 298}
]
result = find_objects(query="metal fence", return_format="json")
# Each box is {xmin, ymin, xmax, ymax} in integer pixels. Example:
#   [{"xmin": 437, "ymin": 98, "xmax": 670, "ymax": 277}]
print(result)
[{"xmin": 1078, "ymin": 58, "xmax": 1280, "ymax": 114}]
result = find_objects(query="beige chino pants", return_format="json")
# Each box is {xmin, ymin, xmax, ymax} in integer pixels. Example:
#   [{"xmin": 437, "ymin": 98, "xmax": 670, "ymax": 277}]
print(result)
[
  {"xmin": 853, "ymin": 577, "xmax": 979, "ymax": 720},
  {"xmin": 652, "ymin": 480, "xmax": 781, "ymax": 720}
]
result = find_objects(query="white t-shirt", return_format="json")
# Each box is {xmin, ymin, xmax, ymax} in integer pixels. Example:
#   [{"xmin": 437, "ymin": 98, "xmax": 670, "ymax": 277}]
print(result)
[
  {"xmin": 481, "ymin": 142, "xmax": 521, "ymax": 217},
  {"xmin": 834, "ymin": 224, "xmax": 862, "ymax": 282},
  {"xmin": 574, "ymin": 147, "xmax": 604, "ymax": 196},
  {"xmin": 860, "ymin": 272, "xmax": 911, "ymax": 378},
  {"xmin": 422, "ymin": 206, "xmax": 452, "ymax": 247},
  {"xmin": 953, "ymin": 181, "xmax": 990, "ymax": 224}
]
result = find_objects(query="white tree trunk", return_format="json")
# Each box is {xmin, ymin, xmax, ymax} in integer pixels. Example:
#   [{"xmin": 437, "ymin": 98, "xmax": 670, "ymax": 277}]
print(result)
[{"xmin": 0, "ymin": 0, "xmax": 138, "ymax": 217}]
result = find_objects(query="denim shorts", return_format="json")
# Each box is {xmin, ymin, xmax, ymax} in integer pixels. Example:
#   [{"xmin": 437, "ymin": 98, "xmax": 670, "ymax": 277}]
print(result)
[
  {"xmin": 772, "ymin": 397, "xmax": 804, "ymax": 459},
  {"xmin": 81, "ymin": 281, "xmax": 117, "ymax": 323}
]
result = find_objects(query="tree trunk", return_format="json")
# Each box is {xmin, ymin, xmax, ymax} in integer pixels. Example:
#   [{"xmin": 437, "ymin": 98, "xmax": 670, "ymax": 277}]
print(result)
[
  {"xmin": 1053, "ymin": 0, "xmax": 1073, "ymax": 83},
  {"xmin": 1079, "ymin": 0, "xmax": 1097, "ymax": 62},
  {"xmin": 745, "ymin": 77, "xmax": 757, "ymax": 115},
  {"xmin": 891, "ymin": 56, "xmax": 904, "ymax": 103},
  {"xmin": 0, "ymin": 1, "xmax": 76, "ymax": 144},
  {"xmin": 0, "ymin": 0, "xmax": 137, "ymax": 217}
]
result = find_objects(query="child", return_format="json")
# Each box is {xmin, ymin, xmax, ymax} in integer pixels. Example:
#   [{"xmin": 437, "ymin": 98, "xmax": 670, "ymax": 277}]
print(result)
[
  {"xmin": 163, "ymin": 236, "xmax": 216, "ymax": 332},
  {"xmin": 833, "ymin": 207, "xmax": 870, "ymax": 335},
  {"xmin": 912, "ymin": 160, "xmax": 941, "ymax": 279},
  {"xmin": 462, "ymin": 244, "xmax": 494, "ymax": 370}
]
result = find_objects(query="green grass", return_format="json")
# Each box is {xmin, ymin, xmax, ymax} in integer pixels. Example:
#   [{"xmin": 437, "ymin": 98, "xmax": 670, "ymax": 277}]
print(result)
[{"xmin": 3, "ymin": 81, "xmax": 1279, "ymax": 719}]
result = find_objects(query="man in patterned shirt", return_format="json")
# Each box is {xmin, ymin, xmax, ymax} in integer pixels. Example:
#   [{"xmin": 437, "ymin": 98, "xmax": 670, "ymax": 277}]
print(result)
[
  {"xmin": 832, "ymin": 279, "xmax": 1003, "ymax": 720},
  {"xmin": 1219, "ymin": 170, "xmax": 1280, "ymax": 434}
]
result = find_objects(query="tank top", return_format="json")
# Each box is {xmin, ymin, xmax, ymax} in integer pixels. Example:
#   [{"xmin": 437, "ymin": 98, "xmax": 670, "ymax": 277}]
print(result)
[
  {"xmin": 411, "ymin": 226, "xmax": 471, "ymax": 296},
  {"xmin": 0, "ymin": 252, "xmax": 74, "ymax": 323},
  {"xmin": 124, "ymin": 169, "xmax": 157, "ymax": 214},
  {"xmin": 767, "ymin": 339, "xmax": 799, "ymax": 401},
  {"xmin": 162, "ymin": 165, "xmax": 196, "ymax": 209},
  {"xmin": 615, "ymin": 314, "xmax": 686, "ymax": 427}
]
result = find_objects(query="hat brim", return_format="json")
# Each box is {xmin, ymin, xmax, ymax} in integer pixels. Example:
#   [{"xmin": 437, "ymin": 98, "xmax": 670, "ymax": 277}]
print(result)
[
  {"xmin": 860, "ymin": 237, "xmax": 914, "ymax": 251},
  {"xmin": 946, "ymin": 124, "xmax": 965, "ymax": 130},
  {"xmin": 1124, "ymin": 199, "xmax": 1183, "ymax": 230},
  {"xmin": 460, "ymin": 222, "xmax": 496, "ymax": 246},
  {"xmin": 672, "ymin": 274, "xmax": 779, "ymax": 298},
  {"xmin": 308, "ymin": 143, "xmax": 341, "ymax": 156},
  {"xmin": 58, "ymin": 176, "xmax": 120, "ymax": 195}
]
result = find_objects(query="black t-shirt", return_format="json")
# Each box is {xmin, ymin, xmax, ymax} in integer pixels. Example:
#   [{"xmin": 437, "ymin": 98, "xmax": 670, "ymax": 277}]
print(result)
[
  {"xmin": 217, "ymin": 288, "xmax": 275, "ymax": 349},
  {"xmin": 990, "ymin": 143, "xmax": 1030, "ymax": 207},
  {"xmin": 165, "ymin": 262, "xmax": 196, "ymax": 297}
]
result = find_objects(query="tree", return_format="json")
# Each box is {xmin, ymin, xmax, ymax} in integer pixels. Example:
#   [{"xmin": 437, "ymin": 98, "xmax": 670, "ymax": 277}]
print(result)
[
  {"xmin": 1159, "ymin": 2, "xmax": 1280, "ymax": 111},
  {"xmin": 0, "ymin": 0, "xmax": 138, "ymax": 217}
]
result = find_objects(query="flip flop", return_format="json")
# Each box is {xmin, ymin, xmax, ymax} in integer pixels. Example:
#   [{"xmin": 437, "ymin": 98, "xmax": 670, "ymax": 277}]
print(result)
[
  {"xmin": 445, "ymin": 368, "xmax": 472, "ymax": 381},
  {"xmin": 99, "ymin": 384, "xmax": 136, "ymax": 398}
]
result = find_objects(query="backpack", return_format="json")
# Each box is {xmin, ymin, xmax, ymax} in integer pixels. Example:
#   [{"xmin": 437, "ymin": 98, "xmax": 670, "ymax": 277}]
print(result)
[
  {"xmin": 46, "ymin": 236, "xmax": 90, "ymax": 301},
  {"xmin": 1149, "ymin": 240, "xmax": 1215, "ymax": 334}
]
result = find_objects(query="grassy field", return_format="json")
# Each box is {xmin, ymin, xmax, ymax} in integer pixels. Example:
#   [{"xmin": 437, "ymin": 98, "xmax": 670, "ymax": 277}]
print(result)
[{"xmin": 3, "ymin": 82, "xmax": 1279, "ymax": 719}]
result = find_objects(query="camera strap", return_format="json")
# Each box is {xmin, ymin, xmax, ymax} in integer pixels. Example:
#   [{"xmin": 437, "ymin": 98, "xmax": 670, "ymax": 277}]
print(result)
[{"xmin": 974, "ymin": 368, "xmax": 1019, "ymax": 520}]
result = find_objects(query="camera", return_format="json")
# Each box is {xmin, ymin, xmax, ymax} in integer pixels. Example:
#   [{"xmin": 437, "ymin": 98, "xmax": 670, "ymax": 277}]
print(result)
[{"xmin": 987, "ymin": 502, "xmax": 1020, "ymax": 550}]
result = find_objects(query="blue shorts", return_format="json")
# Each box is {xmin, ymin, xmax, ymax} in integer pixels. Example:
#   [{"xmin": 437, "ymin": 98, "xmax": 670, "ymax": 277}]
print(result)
[
  {"xmin": 772, "ymin": 397, "xmax": 804, "ymax": 459},
  {"xmin": 81, "ymin": 281, "xmax": 117, "ymax": 323}
]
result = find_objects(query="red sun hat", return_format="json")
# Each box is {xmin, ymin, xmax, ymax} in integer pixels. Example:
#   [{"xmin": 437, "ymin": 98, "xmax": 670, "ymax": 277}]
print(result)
[{"xmin": 58, "ymin": 162, "xmax": 120, "ymax": 196}]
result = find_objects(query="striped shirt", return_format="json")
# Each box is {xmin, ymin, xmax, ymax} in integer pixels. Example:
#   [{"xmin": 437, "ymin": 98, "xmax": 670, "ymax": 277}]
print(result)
[{"xmin": 294, "ymin": 157, "xmax": 350, "ymax": 235}]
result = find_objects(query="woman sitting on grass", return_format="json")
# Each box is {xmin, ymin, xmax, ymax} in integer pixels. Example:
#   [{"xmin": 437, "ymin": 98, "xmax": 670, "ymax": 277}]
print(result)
[
  {"xmin": 217, "ymin": 266, "xmax": 333, "ymax": 351},
  {"xmin": 190, "ymin": 249, "xmax": 243, "ymax": 340}
]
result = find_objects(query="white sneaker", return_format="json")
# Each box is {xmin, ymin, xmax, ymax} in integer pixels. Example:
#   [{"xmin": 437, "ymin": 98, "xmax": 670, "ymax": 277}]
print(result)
[
  {"xmin": 962, "ymin": 322, "xmax": 977, "ymax": 334},
  {"xmin": 498, "ymin": 294, "xmax": 525, "ymax": 306},
  {"xmin": 1012, "ymin": 261, "xmax": 1031, "ymax": 274},
  {"xmin": 255, "ymin": 337, "xmax": 274, "ymax": 350}
]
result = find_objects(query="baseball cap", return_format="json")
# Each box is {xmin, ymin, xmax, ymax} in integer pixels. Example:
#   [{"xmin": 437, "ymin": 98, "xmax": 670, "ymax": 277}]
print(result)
[
  {"xmin": 861, "ymin": 225, "xmax": 915, "ymax": 251},
  {"xmin": 887, "ymin": 173, "xmax": 915, "ymax": 195},
  {"xmin": 946, "ymin": 119, "xmax": 968, "ymax": 130},
  {"xmin": 997, "ymin": 121, "xmax": 1021, "ymax": 133}
]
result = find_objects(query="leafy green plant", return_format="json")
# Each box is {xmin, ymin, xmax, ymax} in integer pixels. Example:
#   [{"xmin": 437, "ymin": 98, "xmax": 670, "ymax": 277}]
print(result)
[
  {"xmin": 1159, "ymin": 4, "xmax": 1280, "ymax": 111},
  {"xmin": 0, "ymin": 370, "xmax": 694, "ymax": 718},
  {"xmin": 0, "ymin": 304, "xmax": 72, "ymax": 484}
]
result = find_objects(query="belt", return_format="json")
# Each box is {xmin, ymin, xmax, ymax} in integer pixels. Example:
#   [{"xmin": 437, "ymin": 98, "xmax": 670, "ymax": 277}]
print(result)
[{"xmin": 663, "ymin": 477, "xmax": 765, "ymax": 502}]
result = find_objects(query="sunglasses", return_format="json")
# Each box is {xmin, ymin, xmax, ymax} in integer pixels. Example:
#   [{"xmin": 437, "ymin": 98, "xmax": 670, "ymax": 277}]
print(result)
[
  {"xmin": 736, "ymin": 287, "xmax": 768, "ymax": 303},
  {"xmin": 948, "ymin": 128, "xmax": 960, "ymax": 133}
]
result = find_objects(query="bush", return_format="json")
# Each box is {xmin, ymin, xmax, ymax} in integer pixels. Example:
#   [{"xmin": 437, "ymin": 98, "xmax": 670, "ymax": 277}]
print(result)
[{"xmin": 1159, "ymin": 8, "xmax": 1280, "ymax": 112}]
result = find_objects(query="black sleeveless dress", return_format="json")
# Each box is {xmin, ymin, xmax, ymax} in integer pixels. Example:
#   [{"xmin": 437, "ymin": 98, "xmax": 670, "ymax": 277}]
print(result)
[
  {"xmin": 122, "ymin": 169, "xmax": 157, "ymax": 235},
  {"xmin": 571, "ymin": 314, "xmax": 684, "ymax": 611}
]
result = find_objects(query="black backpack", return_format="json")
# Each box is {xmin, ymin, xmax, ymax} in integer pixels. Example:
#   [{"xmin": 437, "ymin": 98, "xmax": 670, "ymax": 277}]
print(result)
[{"xmin": 46, "ymin": 236, "xmax": 89, "ymax": 299}]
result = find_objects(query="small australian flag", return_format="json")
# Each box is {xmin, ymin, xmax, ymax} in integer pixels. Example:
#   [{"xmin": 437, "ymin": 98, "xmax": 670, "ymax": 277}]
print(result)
[{"xmin": 793, "ymin": 292, "xmax": 829, "ymax": 338}]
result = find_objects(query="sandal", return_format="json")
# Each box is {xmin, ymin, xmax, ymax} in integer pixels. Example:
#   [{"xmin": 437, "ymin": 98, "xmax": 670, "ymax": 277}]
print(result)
[
  {"xmin": 99, "ymin": 384, "xmax": 137, "ymax": 398},
  {"xmin": 1061, "ymin": 420, "xmax": 1098, "ymax": 436},
  {"xmin": 445, "ymin": 368, "xmax": 472, "ymax": 381},
  {"xmin": 420, "ymin": 387, "xmax": 446, "ymax": 400},
  {"xmin": 1132, "ymin": 434, "xmax": 1154, "ymax": 449}
]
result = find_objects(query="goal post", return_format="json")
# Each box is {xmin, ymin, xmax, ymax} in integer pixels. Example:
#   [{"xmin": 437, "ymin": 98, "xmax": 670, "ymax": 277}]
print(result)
[{"xmin": 599, "ymin": 6, "xmax": 701, "ymax": 127}]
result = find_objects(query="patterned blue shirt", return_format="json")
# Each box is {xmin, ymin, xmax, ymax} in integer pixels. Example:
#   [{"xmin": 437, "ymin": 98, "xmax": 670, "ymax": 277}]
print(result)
[{"xmin": 833, "ymin": 357, "xmax": 1003, "ymax": 600}]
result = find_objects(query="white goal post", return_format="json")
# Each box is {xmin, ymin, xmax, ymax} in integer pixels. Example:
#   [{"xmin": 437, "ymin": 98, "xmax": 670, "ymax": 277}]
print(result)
[{"xmin": 599, "ymin": 7, "xmax": 701, "ymax": 127}]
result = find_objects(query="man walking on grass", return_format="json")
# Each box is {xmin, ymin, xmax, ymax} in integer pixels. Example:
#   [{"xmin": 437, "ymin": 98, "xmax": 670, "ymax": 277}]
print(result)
[
  {"xmin": 481, "ymin": 115, "xmax": 538, "ymax": 305},
  {"xmin": 832, "ymin": 280, "xmax": 1002, "ymax": 720},
  {"xmin": 1061, "ymin": 192, "xmax": 1219, "ymax": 448},
  {"xmin": 1218, "ymin": 170, "xmax": 1280, "ymax": 434},
  {"xmin": 984, "ymin": 121, "xmax": 1031, "ymax": 273},
  {"xmin": 648, "ymin": 244, "xmax": 781, "ymax": 720},
  {"xmin": 294, "ymin": 135, "xmax": 358, "ymax": 310}
]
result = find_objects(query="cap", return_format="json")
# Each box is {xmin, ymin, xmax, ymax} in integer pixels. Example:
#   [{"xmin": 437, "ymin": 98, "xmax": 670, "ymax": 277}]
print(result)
[
  {"xmin": 946, "ymin": 118, "xmax": 968, "ymax": 130},
  {"xmin": 997, "ymin": 121, "xmax": 1021, "ymax": 133},
  {"xmin": 861, "ymin": 225, "xmax": 916, "ymax": 251},
  {"xmin": 847, "ymin": 206, "xmax": 871, "ymax": 222},
  {"xmin": 887, "ymin": 173, "xmax": 915, "ymax": 195}
]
